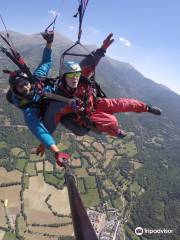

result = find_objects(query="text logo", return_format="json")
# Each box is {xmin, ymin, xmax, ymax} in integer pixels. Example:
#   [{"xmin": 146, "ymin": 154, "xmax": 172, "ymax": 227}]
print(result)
[{"xmin": 135, "ymin": 227, "xmax": 143, "ymax": 236}]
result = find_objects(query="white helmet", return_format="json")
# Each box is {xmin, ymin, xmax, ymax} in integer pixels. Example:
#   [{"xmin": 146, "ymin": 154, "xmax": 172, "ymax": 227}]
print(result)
[{"xmin": 60, "ymin": 61, "xmax": 81, "ymax": 77}]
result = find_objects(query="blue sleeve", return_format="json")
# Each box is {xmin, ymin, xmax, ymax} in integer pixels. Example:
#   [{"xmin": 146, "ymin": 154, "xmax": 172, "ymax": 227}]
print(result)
[
  {"xmin": 33, "ymin": 47, "xmax": 52, "ymax": 77},
  {"xmin": 22, "ymin": 107, "xmax": 56, "ymax": 148}
]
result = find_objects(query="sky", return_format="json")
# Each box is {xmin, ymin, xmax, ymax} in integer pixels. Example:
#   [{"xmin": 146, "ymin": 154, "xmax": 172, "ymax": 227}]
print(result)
[{"xmin": 0, "ymin": 0, "xmax": 180, "ymax": 95}]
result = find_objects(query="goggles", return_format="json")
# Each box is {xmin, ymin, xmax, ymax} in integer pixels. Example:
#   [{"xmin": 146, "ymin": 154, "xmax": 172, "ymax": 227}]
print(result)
[
  {"xmin": 66, "ymin": 72, "xmax": 81, "ymax": 79},
  {"xmin": 16, "ymin": 78, "xmax": 30, "ymax": 88}
]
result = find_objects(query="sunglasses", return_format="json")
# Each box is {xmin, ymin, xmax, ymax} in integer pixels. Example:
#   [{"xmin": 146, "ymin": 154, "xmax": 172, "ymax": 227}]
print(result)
[
  {"xmin": 17, "ymin": 79, "xmax": 30, "ymax": 88},
  {"xmin": 66, "ymin": 72, "xmax": 81, "ymax": 79}
]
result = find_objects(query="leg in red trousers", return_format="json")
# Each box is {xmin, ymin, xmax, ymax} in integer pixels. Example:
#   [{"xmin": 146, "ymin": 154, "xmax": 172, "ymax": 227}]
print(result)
[
  {"xmin": 89, "ymin": 98, "xmax": 148, "ymax": 137},
  {"xmin": 89, "ymin": 111, "xmax": 120, "ymax": 136},
  {"xmin": 94, "ymin": 98, "xmax": 148, "ymax": 113}
]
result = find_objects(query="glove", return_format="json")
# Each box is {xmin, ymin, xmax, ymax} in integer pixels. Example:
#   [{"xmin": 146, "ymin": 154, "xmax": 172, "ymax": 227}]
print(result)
[
  {"xmin": 70, "ymin": 98, "xmax": 84, "ymax": 112},
  {"xmin": 55, "ymin": 152, "xmax": 70, "ymax": 167},
  {"xmin": 41, "ymin": 31, "xmax": 54, "ymax": 43},
  {"xmin": 101, "ymin": 33, "xmax": 114, "ymax": 50},
  {"xmin": 36, "ymin": 144, "xmax": 45, "ymax": 156}
]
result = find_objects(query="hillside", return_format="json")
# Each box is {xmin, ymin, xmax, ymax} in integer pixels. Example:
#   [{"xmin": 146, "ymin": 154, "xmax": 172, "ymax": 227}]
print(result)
[{"xmin": 0, "ymin": 31, "xmax": 180, "ymax": 240}]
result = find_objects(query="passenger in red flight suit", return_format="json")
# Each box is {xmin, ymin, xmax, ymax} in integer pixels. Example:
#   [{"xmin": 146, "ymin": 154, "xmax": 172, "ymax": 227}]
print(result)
[
  {"xmin": 45, "ymin": 62, "xmax": 161, "ymax": 138},
  {"xmin": 43, "ymin": 61, "xmax": 162, "ymax": 139}
]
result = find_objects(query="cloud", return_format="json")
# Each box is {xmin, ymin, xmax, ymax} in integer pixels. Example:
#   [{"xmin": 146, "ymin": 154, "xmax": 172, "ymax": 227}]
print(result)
[
  {"xmin": 68, "ymin": 26, "xmax": 75, "ymax": 31},
  {"xmin": 87, "ymin": 26, "xmax": 100, "ymax": 34},
  {"xmin": 48, "ymin": 10, "xmax": 60, "ymax": 17},
  {"xmin": 119, "ymin": 37, "xmax": 131, "ymax": 47},
  {"xmin": 92, "ymin": 28, "xmax": 100, "ymax": 34}
]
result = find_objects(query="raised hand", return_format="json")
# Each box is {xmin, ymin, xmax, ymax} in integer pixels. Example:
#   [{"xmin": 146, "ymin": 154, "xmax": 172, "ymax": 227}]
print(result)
[{"xmin": 101, "ymin": 33, "xmax": 114, "ymax": 50}]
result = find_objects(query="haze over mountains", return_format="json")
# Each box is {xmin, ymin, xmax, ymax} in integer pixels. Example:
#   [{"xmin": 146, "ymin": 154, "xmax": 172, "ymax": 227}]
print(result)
[{"xmin": 0, "ymin": 31, "xmax": 180, "ymax": 239}]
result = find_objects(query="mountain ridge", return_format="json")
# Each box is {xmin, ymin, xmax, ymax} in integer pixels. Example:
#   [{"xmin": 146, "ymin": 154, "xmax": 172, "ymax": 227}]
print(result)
[{"xmin": 0, "ymin": 30, "xmax": 178, "ymax": 96}]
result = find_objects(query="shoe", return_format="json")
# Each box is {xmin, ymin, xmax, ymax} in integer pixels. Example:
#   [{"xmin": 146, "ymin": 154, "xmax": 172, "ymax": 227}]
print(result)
[
  {"xmin": 147, "ymin": 105, "xmax": 162, "ymax": 115},
  {"xmin": 117, "ymin": 130, "xmax": 127, "ymax": 138}
]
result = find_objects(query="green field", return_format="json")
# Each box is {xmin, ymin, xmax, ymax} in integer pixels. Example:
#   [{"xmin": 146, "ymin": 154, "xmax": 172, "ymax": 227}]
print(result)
[
  {"xmin": 15, "ymin": 158, "xmax": 28, "ymax": 172},
  {"xmin": 29, "ymin": 153, "xmax": 44, "ymax": 161},
  {"xmin": 0, "ymin": 141, "xmax": 7, "ymax": 149},
  {"xmin": 54, "ymin": 170, "xmax": 64, "ymax": 179},
  {"xmin": 154, "ymin": 200, "xmax": 165, "ymax": 222},
  {"xmin": 125, "ymin": 225, "xmax": 140, "ymax": 240},
  {"xmin": 131, "ymin": 181, "xmax": 141, "ymax": 195},
  {"xmin": 44, "ymin": 172, "xmax": 64, "ymax": 188},
  {"xmin": 24, "ymin": 175, "xmax": 29, "ymax": 189},
  {"xmin": 81, "ymin": 188, "xmax": 100, "ymax": 207},
  {"xmin": 11, "ymin": 147, "xmax": 24, "ymax": 156},
  {"xmin": 116, "ymin": 173, "xmax": 124, "ymax": 182},
  {"xmin": 3, "ymin": 232, "xmax": 17, "ymax": 240},
  {"xmin": 73, "ymin": 152, "xmax": 81, "ymax": 159},
  {"xmin": 84, "ymin": 176, "xmax": 97, "ymax": 189},
  {"xmin": 74, "ymin": 168, "xmax": 89, "ymax": 177},
  {"xmin": 124, "ymin": 141, "xmax": 137, "ymax": 157},
  {"xmin": 111, "ymin": 195, "xmax": 123, "ymax": 209},
  {"xmin": 103, "ymin": 178, "xmax": 116, "ymax": 191},
  {"xmin": 57, "ymin": 142, "xmax": 70, "ymax": 152},
  {"xmin": 16, "ymin": 215, "xmax": 26, "ymax": 237},
  {"xmin": 25, "ymin": 162, "xmax": 37, "ymax": 176},
  {"xmin": 77, "ymin": 178, "xmax": 86, "ymax": 194}
]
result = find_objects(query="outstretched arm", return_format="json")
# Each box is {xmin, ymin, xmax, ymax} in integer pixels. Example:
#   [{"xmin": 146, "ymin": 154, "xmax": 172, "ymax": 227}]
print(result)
[
  {"xmin": 22, "ymin": 107, "xmax": 56, "ymax": 149},
  {"xmin": 23, "ymin": 107, "xmax": 61, "ymax": 157},
  {"xmin": 80, "ymin": 33, "xmax": 114, "ymax": 78},
  {"xmin": 33, "ymin": 31, "xmax": 54, "ymax": 78}
]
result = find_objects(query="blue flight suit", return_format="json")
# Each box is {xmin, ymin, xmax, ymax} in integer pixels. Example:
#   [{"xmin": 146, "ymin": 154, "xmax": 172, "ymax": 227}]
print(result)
[{"xmin": 11, "ymin": 47, "xmax": 56, "ymax": 148}]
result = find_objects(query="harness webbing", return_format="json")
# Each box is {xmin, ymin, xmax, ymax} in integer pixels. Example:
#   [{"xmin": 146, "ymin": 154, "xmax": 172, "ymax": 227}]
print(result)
[
  {"xmin": 0, "ymin": 15, "xmax": 34, "ymax": 81},
  {"xmin": 0, "ymin": 15, "xmax": 17, "ymax": 57},
  {"xmin": 59, "ymin": 41, "xmax": 92, "ymax": 69},
  {"xmin": 0, "ymin": 46, "xmax": 34, "ymax": 82},
  {"xmin": 45, "ymin": 14, "xmax": 58, "ymax": 32},
  {"xmin": 60, "ymin": 0, "xmax": 90, "ymax": 68},
  {"xmin": 74, "ymin": 0, "xmax": 89, "ymax": 43}
]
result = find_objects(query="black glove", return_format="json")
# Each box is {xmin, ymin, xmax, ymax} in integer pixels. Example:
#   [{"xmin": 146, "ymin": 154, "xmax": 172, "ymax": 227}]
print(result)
[
  {"xmin": 41, "ymin": 31, "xmax": 54, "ymax": 44},
  {"xmin": 95, "ymin": 48, "xmax": 106, "ymax": 57}
]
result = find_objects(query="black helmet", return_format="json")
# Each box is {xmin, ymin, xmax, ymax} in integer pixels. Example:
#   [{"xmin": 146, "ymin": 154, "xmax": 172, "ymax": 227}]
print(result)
[
  {"xmin": 8, "ymin": 70, "xmax": 30, "ymax": 98},
  {"xmin": 9, "ymin": 70, "xmax": 28, "ymax": 88}
]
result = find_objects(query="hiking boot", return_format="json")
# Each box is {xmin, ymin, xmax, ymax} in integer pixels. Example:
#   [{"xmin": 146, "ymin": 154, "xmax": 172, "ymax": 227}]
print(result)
[
  {"xmin": 147, "ymin": 105, "xmax": 162, "ymax": 115},
  {"xmin": 117, "ymin": 130, "xmax": 127, "ymax": 139}
]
